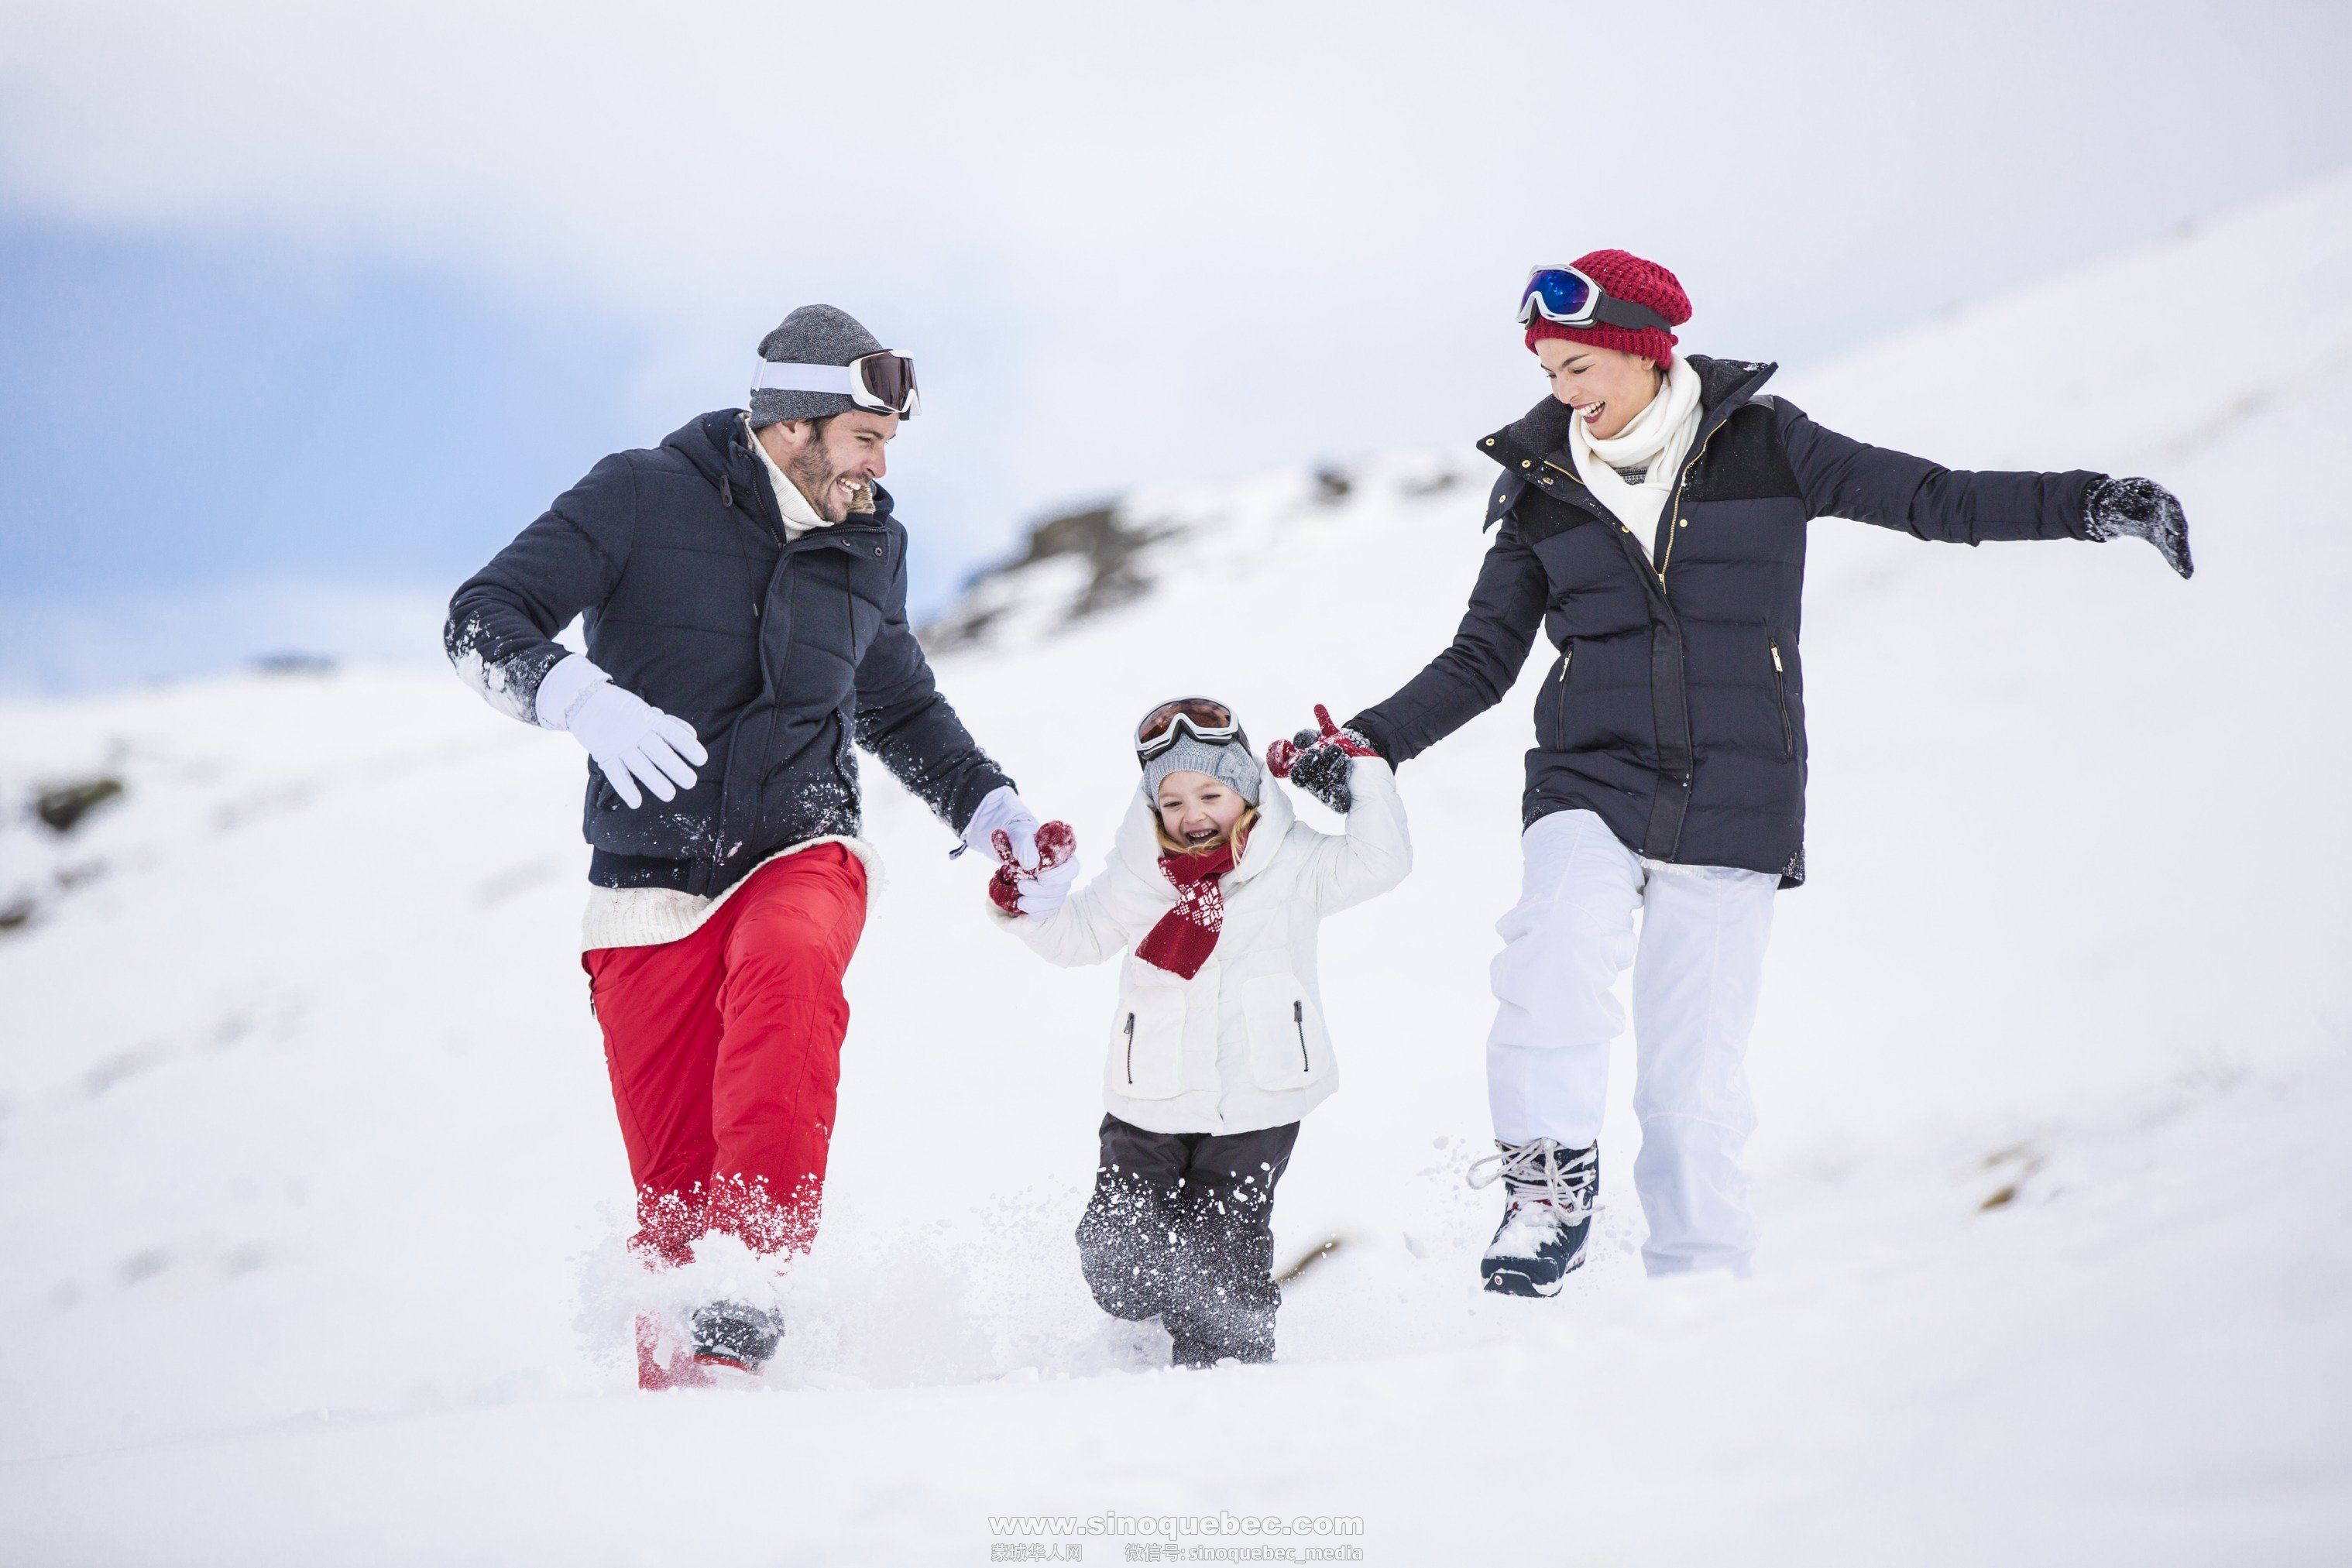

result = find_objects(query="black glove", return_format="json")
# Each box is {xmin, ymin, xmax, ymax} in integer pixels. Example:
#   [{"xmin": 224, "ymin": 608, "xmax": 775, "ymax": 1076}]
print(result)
[
  {"xmin": 2084, "ymin": 476, "xmax": 2192, "ymax": 579},
  {"xmin": 1265, "ymin": 704, "xmax": 1380, "ymax": 814},
  {"xmin": 1286, "ymin": 739, "xmax": 1355, "ymax": 813}
]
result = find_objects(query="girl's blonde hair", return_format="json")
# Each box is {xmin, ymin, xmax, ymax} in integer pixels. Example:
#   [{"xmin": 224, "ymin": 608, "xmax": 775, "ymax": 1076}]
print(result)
[{"xmin": 1155, "ymin": 805, "xmax": 1259, "ymax": 859}]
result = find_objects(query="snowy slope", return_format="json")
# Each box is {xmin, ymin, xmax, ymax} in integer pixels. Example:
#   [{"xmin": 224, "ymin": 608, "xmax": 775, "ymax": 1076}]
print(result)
[{"xmin": 4, "ymin": 173, "xmax": 2350, "ymax": 1565}]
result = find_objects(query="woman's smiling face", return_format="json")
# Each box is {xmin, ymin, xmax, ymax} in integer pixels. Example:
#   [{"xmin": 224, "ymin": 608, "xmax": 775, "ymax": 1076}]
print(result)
[{"xmin": 1537, "ymin": 338, "xmax": 1664, "ymax": 441}]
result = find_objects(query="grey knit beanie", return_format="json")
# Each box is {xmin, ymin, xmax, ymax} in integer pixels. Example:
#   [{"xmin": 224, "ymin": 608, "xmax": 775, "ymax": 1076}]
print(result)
[
  {"xmin": 1141, "ymin": 734, "xmax": 1263, "ymax": 808},
  {"xmin": 750, "ymin": 304, "xmax": 888, "ymax": 427}
]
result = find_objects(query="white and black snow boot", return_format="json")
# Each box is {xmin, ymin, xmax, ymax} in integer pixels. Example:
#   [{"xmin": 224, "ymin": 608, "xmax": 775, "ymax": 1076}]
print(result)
[
  {"xmin": 1468, "ymin": 1139, "xmax": 1599, "ymax": 1298},
  {"xmin": 691, "ymin": 1299, "xmax": 784, "ymax": 1374}
]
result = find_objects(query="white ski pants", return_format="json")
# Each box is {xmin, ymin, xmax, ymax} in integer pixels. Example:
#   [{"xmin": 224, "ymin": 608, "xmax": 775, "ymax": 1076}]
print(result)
[{"xmin": 1487, "ymin": 809, "xmax": 1778, "ymax": 1276}]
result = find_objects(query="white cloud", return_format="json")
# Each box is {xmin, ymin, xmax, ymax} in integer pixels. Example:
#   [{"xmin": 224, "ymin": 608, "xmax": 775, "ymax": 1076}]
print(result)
[{"xmin": 3, "ymin": 0, "xmax": 2347, "ymax": 574}]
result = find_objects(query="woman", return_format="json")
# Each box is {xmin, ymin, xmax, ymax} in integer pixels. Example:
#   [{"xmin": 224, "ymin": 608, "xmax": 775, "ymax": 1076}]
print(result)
[{"xmin": 1269, "ymin": 249, "xmax": 2190, "ymax": 1295}]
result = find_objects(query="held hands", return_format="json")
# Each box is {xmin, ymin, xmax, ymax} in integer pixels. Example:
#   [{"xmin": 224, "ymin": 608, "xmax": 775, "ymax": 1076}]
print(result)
[
  {"xmin": 966, "ymin": 786, "xmax": 1077, "ymax": 920},
  {"xmin": 1266, "ymin": 703, "xmax": 1381, "ymax": 814},
  {"xmin": 961, "ymin": 784, "xmax": 1042, "ymax": 870},
  {"xmin": 536, "ymin": 654, "xmax": 707, "ymax": 809},
  {"xmin": 2084, "ymin": 476, "xmax": 2193, "ymax": 579},
  {"xmin": 989, "ymin": 819, "xmax": 1080, "ymax": 919}
]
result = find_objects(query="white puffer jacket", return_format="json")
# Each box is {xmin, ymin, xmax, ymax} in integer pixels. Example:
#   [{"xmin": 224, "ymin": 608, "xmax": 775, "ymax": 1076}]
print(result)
[{"xmin": 1004, "ymin": 757, "xmax": 1410, "ymax": 1135}]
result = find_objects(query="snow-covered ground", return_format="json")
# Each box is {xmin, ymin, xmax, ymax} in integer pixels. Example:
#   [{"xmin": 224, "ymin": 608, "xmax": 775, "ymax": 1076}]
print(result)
[{"xmin": 4, "ymin": 173, "xmax": 2350, "ymax": 1564}]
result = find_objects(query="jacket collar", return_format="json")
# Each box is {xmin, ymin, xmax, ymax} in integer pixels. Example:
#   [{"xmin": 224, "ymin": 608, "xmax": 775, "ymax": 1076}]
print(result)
[
  {"xmin": 1475, "ymin": 354, "xmax": 1779, "ymax": 478},
  {"xmin": 661, "ymin": 408, "xmax": 897, "ymax": 545}
]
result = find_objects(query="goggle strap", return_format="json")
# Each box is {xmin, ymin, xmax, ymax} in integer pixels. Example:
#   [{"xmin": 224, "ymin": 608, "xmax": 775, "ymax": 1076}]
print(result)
[
  {"xmin": 1590, "ymin": 296, "xmax": 1676, "ymax": 333},
  {"xmin": 752, "ymin": 361, "xmax": 856, "ymax": 395}
]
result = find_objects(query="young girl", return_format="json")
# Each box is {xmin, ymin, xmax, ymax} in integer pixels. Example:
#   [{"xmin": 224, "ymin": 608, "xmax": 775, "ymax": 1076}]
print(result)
[{"xmin": 991, "ymin": 697, "xmax": 1409, "ymax": 1367}]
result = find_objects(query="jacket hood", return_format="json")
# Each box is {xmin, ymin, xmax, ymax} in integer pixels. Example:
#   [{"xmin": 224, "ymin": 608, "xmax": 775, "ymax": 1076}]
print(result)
[
  {"xmin": 1113, "ymin": 777, "xmax": 1298, "ymax": 890},
  {"xmin": 661, "ymin": 409, "xmax": 898, "ymax": 522}
]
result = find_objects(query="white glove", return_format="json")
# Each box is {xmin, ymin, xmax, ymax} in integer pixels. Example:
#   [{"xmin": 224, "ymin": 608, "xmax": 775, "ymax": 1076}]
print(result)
[
  {"xmin": 1014, "ymin": 852, "xmax": 1082, "ymax": 919},
  {"xmin": 535, "ymin": 654, "xmax": 707, "ymax": 810},
  {"xmin": 960, "ymin": 784, "xmax": 1041, "ymax": 870}
]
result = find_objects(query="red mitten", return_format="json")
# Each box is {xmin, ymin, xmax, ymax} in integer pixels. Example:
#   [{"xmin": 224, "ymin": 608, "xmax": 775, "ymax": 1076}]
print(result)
[
  {"xmin": 1309, "ymin": 703, "xmax": 1381, "ymax": 758},
  {"xmin": 1267, "ymin": 705, "xmax": 1374, "ymax": 777},
  {"xmin": 989, "ymin": 819, "xmax": 1076, "ymax": 914}
]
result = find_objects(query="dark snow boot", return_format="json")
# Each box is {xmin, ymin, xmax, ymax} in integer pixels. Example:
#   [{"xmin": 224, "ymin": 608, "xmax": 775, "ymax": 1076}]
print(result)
[
  {"xmin": 1468, "ymin": 1139, "xmax": 1600, "ymax": 1298},
  {"xmin": 690, "ymin": 1299, "xmax": 784, "ymax": 1374}
]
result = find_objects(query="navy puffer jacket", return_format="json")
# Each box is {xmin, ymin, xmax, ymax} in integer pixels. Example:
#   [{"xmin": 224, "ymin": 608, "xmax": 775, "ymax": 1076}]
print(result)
[
  {"xmin": 1350, "ymin": 356, "xmax": 2102, "ymax": 887},
  {"xmin": 446, "ymin": 410, "xmax": 1011, "ymax": 897}
]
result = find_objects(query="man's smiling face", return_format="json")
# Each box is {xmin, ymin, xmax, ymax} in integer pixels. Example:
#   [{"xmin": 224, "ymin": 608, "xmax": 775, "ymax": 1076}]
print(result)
[{"xmin": 764, "ymin": 409, "xmax": 898, "ymax": 523}]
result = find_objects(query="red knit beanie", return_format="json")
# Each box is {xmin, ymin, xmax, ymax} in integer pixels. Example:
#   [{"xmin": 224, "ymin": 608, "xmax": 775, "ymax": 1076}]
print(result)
[{"xmin": 1523, "ymin": 249, "xmax": 1691, "ymax": 368}]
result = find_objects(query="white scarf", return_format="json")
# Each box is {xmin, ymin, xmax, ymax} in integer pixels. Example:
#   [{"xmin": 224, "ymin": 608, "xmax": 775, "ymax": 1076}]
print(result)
[
  {"xmin": 743, "ymin": 412, "xmax": 840, "ymax": 542},
  {"xmin": 1567, "ymin": 355, "xmax": 1704, "ymax": 561}
]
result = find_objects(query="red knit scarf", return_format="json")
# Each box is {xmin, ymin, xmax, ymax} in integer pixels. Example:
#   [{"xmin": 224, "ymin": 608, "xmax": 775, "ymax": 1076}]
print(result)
[{"xmin": 1135, "ymin": 842, "xmax": 1238, "ymax": 979}]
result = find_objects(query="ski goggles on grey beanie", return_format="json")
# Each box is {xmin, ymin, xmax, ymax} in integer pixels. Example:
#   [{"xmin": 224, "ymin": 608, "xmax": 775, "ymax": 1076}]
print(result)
[
  {"xmin": 749, "ymin": 304, "xmax": 919, "ymax": 424},
  {"xmin": 1137, "ymin": 698, "xmax": 1262, "ymax": 808}
]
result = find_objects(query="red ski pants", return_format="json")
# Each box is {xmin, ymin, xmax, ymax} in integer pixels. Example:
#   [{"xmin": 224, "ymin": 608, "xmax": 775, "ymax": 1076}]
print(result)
[{"xmin": 582, "ymin": 845, "xmax": 868, "ymax": 1264}]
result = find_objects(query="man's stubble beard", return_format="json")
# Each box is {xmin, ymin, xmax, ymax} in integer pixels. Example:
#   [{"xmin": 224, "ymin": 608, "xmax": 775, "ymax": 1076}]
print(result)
[{"xmin": 784, "ymin": 441, "xmax": 851, "ymax": 523}]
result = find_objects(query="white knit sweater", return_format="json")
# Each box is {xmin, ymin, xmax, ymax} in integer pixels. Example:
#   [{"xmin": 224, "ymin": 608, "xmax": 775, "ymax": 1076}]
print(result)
[{"xmin": 576, "ymin": 416, "xmax": 881, "ymax": 952}]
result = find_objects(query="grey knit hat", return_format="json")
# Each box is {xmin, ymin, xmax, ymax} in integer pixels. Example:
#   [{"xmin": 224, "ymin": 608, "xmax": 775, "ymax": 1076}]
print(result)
[
  {"xmin": 1141, "ymin": 734, "xmax": 1263, "ymax": 808},
  {"xmin": 750, "ymin": 304, "xmax": 888, "ymax": 427}
]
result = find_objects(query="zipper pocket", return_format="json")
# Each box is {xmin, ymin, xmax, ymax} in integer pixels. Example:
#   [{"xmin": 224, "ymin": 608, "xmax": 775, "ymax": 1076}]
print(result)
[
  {"xmin": 1547, "ymin": 642, "xmax": 1574, "ymax": 742},
  {"xmin": 1293, "ymin": 1000, "xmax": 1310, "ymax": 1072},
  {"xmin": 1123, "ymin": 1013, "xmax": 1136, "ymax": 1085},
  {"xmin": 1770, "ymin": 637, "xmax": 1794, "ymax": 757}
]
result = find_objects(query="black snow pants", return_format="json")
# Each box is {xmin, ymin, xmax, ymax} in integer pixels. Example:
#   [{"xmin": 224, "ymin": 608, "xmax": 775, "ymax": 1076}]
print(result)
[{"xmin": 1076, "ymin": 1113, "xmax": 1300, "ymax": 1367}]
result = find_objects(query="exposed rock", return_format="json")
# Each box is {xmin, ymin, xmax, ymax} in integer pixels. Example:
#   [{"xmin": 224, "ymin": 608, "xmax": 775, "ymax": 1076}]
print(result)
[
  {"xmin": 922, "ymin": 499, "xmax": 1173, "ymax": 652},
  {"xmin": 919, "ymin": 454, "xmax": 1467, "ymax": 656},
  {"xmin": 36, "ymin": 777, "xmax": 124, "ymax": 835}
]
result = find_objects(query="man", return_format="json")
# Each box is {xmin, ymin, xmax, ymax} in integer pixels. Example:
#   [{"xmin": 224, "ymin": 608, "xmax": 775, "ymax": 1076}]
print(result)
[{"xmin": 445, "ymin": 305, "xmax": 1076, "ymax": 1386}]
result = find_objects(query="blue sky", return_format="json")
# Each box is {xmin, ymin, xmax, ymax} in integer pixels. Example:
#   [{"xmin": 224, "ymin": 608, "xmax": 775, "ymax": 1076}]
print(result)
[
  {"xmin": 2, "ymin": 0, "xmax": 2348, "ymax": 690},
  {"xmin": 0, "ymin": 217, "xmax": 646, "ymax": 594}
]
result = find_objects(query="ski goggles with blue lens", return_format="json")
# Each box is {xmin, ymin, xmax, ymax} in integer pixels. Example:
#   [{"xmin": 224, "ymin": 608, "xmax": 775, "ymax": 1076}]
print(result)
[{"xmin": 1515, "ymin": 266, "xmax": 1676, "ymax": 333}]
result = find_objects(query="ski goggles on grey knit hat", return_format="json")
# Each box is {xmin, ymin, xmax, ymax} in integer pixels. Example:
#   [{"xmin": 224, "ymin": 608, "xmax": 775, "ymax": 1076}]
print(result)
[
  {"xmin": 1135, "ymin": 696, "xmax": 1261, "ymax": 805},
  {"xmin": 751, "ymin": 352, "xmax": 921, "ymax": 418}
]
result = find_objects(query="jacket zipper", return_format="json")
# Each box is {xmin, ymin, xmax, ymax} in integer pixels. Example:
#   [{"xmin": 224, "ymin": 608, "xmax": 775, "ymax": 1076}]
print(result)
[
  {"xmin": 1293, "ymin": 1000, "xmax": 1310, "ymax": 1072},
  {"xmin": 1123, "ymin": 1013, "xmax": 1136, "ymax": 1085},
  {"xmin": 732, "ymin": 523, "xmax": 888, "ymax": 875},
  {"xmin": 1655, "ymin": 426, "xmax": 1721, "ymax": 583},
  {"xmin": 1770, "ymin": 637, "xmax": 1794, "ymax": 757}
]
